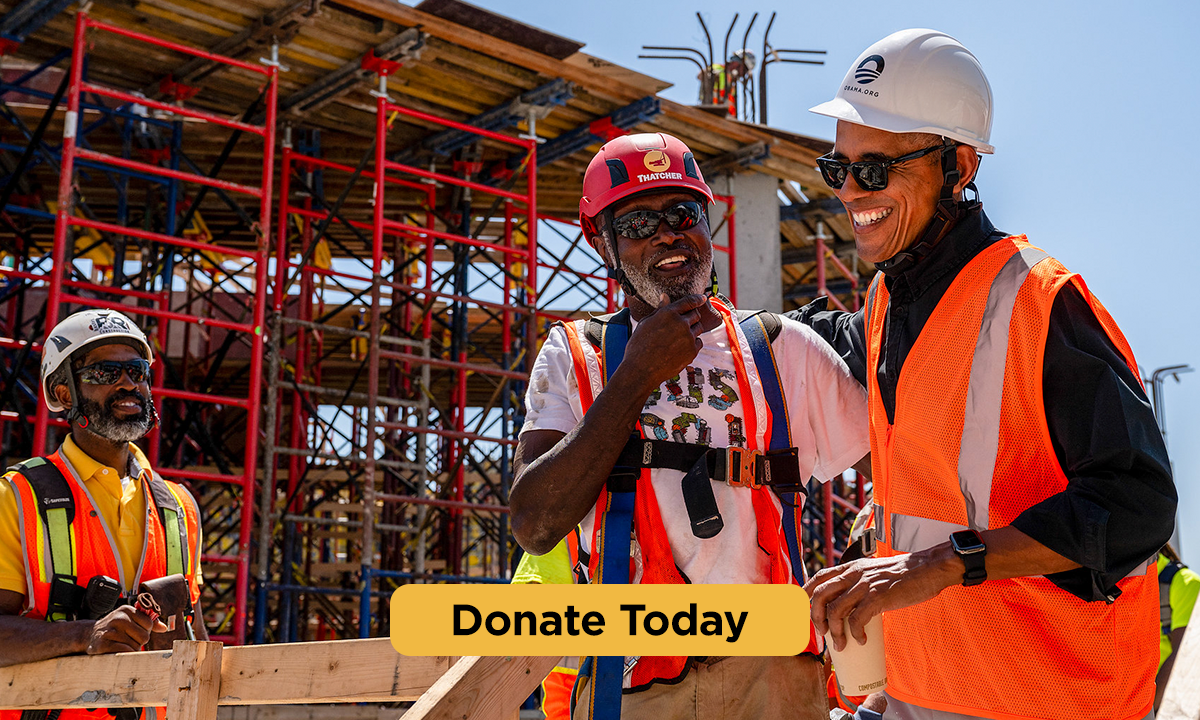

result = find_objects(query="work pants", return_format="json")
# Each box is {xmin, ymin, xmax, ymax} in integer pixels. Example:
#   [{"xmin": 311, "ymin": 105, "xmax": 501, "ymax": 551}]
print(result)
[{"xmin": 571, "ymin": 655, "xmax": 827, "ymax": 720}]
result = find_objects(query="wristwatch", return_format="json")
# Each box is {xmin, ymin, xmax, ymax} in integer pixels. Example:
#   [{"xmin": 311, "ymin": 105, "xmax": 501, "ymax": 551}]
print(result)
[{"xmin": 949, "ymin": 529, "xmax": 988, "ymax": 587}]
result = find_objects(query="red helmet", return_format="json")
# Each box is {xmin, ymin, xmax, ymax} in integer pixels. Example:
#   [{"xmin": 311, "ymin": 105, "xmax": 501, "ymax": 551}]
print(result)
[{"xmin": 578, "ymin": 133, "xmax": 714, "ymax": 230}]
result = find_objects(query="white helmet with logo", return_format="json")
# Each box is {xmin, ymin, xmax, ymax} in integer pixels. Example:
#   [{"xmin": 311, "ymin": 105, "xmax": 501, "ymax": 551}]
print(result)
[
  {"xmin": 41, "ymin": 309, "xmax": 153, "ymax": 412},
  {"xmin": 810, "ymin": 29, "xmax": 994, "ymax": 154}
]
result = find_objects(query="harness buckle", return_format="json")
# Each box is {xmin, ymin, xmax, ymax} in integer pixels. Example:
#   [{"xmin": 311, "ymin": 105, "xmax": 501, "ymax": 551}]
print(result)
[{"xmin": 725, "ymin": 447, "xmax": 761, "ymax": 489}]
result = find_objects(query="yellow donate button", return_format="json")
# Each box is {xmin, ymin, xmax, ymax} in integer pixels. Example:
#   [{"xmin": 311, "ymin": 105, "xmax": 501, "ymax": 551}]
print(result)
[{"xmin": 390, "ymin": 584, "xmax": 810, "ymax": 657}]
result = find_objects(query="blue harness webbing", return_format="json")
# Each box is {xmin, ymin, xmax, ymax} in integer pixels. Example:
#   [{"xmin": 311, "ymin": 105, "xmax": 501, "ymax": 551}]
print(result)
[
  {"xmin": 740, "ymin": 313, "xmax": 804, "ymax": 583},
  {"xmin": 572, "ymin": 309, "xmax": 793, "ymax": 719}
]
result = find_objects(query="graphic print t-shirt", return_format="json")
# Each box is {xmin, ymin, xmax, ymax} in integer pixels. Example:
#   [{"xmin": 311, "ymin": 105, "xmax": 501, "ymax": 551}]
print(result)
[{"xmin": 521, "ymin": 313, "xmax": 869, "ymax": 585}]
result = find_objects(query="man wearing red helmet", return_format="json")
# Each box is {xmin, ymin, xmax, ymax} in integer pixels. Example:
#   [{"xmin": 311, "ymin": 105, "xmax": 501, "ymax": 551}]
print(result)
[{"xmin": 510, "ymin": 132, "xmax": 870, "ymax": 720}]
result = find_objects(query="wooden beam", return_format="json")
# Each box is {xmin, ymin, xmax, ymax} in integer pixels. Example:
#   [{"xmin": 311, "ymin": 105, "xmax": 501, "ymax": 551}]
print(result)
[
  {"xmin": 781, "ymin": 240, "xmax": 856, "ymax": 266},
  {"xmin": 780, "ymin": 197, "xmax": 846, "ymax": 221},
  {"xmin": 167, "ymin": 641, "xmax": 223, "ymax": 720},
  {"xmin": 333, "ymin": 0, "xmax": 649, "ymax": 104},
  {"xmin": 280, "ymin": 28, "xmax": 425, "ymax": 119},
  {"xmin": 0, "ymin": 638, "xmax": 453, "ymax": 709},
  {"xmin": 703, "ymin": 141, "xmax": 771, "ymax": 176},
  {"xmin": 1161, "ymin": 624, "xmax": 1200, "ymax": 720},
  {"xmin": 403, "ymin": 656, "xmax": 560, "ymax": 720},
  {"xmin": 216, "ymin": 639, "xmax": 452, "ymax": 704},
  {"xmin": 0, "ymin": 646, "xmax": 175, "ymax": 709}
]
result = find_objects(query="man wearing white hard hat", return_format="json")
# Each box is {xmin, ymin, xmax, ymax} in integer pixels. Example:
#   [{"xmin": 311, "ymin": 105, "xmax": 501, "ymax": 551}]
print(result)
[
  {"xmin": 791, "ymin": 29, "xmax": 1174, "ymax": 720},
  {"xmin": 0, "ymin": 310, "xmax": 205, "ymax": 689}
]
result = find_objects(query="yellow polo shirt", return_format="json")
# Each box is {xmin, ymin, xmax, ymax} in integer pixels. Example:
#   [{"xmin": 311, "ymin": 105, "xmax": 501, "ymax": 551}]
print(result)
[{"xmin": 0, "ymin": 436, "xmax": 202, "ymax": 597}]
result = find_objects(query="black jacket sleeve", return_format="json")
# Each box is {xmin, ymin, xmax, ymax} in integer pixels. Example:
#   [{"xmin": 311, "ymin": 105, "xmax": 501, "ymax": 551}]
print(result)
[
  {"xmin": 1010, "ymin": 283, "xmax": 1176, "ymax": 601},
  {"xmin": 784, "ymin": 298, "xmax": 869, "ymax": 388}
]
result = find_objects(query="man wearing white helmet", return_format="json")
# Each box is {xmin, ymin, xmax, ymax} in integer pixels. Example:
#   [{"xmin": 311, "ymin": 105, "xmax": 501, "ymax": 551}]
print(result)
[
  {"xmin": 792, "ymin": 29, "xmax": 1174, "ymax": 720},
  {"xmin": 0, "ymin": 309, "xmax": 205, "ymax": 690}
]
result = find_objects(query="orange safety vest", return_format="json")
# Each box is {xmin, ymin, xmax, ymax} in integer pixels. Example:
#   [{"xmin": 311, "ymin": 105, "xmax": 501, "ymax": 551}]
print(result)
[
  {"xmin": 542, "ymin": 658, "xmax": 581, "ymax": 720},
  {"xmin": 561, "ymin": 298, "xmax": 820, "ymax": 692},
  {"xmin": 865, "ymin": 236, "xmax": 1158, "ymax": 720},
  {"xmin": 2, "ymin": 449, "xmax": 201, "ymax": 720}
]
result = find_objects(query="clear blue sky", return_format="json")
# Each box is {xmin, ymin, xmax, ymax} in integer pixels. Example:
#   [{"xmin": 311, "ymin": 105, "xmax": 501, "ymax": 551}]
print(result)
[{"xmin": 444, "ymin": 0, "xmax": 1200, "ymax": 563}]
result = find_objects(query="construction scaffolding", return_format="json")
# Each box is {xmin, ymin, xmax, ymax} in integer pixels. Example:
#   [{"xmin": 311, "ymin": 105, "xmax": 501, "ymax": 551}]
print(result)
[
  {"xmin": 0, "ymin": 0, "xmax": 873, "ymax": 647},
  {"xmin": 0, "ymin": 11, "xmax": 278, "ymax": 644}
]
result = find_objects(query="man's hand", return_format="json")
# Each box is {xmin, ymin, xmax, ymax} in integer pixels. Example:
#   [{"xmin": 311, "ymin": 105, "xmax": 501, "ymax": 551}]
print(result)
[
  {"xmin": 622, "ymin": 294, "xmax": 722, "ymax": 391},
  {"xmin": 511, "ymin": 294, "xmax": 723, "ymax": 555},
  {"xmin": 806, "ymin": 526, "xmax": 1082, "ymax": 652},
  {"xmin": 804, "ymin": 550, "xmax": 960, "ymax": 652},
  {"xmin": 84, "ymin": 605, "xmax": 168, "ymax": 655}
]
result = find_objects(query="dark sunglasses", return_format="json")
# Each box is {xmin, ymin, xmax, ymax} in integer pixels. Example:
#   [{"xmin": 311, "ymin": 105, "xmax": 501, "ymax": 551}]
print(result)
[
  {"xmin": 611, "ymin": 201, "xmax": 704, "ymax": 240},
  {"xmin": 816, "ymin": 143, "xmax": 948, "ymax": 191},
  {"xmin": 76, "ymin": 359, "xmax": 152, "ymax": 385}
]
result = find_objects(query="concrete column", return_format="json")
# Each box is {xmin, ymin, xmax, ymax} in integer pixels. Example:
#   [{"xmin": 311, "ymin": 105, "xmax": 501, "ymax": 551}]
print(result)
[{"xmin": 709, "ymin": 172, "xmax": 781, "ymax": 312}]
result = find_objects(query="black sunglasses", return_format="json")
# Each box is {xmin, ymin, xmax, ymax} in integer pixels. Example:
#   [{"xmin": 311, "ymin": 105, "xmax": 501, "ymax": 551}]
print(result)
[
  {"xmin": 611, "ymin": 201, "xmax": 705, "ymax": 240},
  {"xmin": 816, "ymin": 144, "xmax": 948, "ymax": 191},
  {"xmin": 76, "ymin": 359, "xmax": 152, "ymax": 386}
]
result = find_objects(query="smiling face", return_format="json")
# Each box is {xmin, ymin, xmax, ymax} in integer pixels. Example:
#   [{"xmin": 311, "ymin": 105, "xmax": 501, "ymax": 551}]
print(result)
[
  {"xmin": 598, "ymin": 190, "xmax": 713, "ymax": 308},
  {"xmin": 831, "ymin": 120, "xmax": 978, "ymax": 264},
  {"xmin": 61, "ymin": 342, "xmax": 155, "ymax": 442}
]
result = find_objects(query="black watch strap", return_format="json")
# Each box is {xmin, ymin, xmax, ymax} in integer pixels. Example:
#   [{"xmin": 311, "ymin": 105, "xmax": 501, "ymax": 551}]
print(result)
[{"xmin": 950, "ymin": 530, "xmax": 987, "ymax": 587}]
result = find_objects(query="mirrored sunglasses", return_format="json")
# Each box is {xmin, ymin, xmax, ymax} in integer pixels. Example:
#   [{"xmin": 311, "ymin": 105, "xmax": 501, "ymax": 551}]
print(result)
[
  {"xmin": 76, "ymin": 359, "xmax": 152, "ymax": 385},
  {"xmin": 611, "ymin": 201, "xmax": 704, "ymax": 240},
  {"xmin": 816, "ymin": 143, "xmax": 948, "ymax": 192}
]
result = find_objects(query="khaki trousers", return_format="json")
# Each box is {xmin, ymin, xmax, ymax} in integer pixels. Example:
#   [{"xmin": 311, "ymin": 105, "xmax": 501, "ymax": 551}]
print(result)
[{"xmin": 571, "ymin": 655, "xmax": 828, "ymax": 720}]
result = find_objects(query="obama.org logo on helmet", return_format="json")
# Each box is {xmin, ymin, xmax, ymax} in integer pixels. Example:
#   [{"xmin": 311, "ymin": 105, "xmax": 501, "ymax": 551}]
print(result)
[{"xmin": 855, "ymin": 54, "xmax": 885, "ymax": 84}]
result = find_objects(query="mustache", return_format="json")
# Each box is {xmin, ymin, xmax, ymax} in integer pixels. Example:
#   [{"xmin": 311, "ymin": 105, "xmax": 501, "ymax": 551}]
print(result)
[
  {"xmin": 106, "ymin": 390, "xmax": 147, "ymax": 409},
  {"xmin": 645, "ymin": 245, "xmax": 697, "ymax": 267}
]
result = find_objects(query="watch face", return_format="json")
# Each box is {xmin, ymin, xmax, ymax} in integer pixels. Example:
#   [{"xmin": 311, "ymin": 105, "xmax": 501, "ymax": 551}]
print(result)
[{"xmin": 951, "ymin": 530, "xmax": 986, "ymax": 554}]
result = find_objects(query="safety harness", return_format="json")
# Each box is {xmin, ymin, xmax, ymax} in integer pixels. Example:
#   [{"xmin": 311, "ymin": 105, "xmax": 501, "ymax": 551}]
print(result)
[
  {"xmin": 571, "ymin": 305, "xmax": 808, "ymax": 720},
  {"xmin": 1160, "ymin": 559, "xmax": 1183, "ymax": 642},
  {"xmin": 8, "ymin": 456, "xmax": 191, "ymax": 622}
]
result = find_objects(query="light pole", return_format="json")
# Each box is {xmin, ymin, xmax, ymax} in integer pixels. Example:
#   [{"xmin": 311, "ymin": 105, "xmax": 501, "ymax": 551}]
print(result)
[{"xmin": 1149, "ymin": 364, "xmax": 1194, "ymax": 553}]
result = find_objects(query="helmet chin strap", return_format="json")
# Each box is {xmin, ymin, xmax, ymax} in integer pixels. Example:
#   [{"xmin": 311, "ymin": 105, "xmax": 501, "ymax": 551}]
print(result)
[
  {"xmin": 874, "ymin": 139, "xmax": 979, "ymax": 277},
  {"xmin": 61, "ymin": 364, "xmax": 90, "ymax": 429}
]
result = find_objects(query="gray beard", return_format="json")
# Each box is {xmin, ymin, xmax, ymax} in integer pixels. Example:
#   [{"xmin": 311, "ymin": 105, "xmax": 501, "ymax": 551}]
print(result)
[
  {"xmin": 622, "ymin": 244, "xmax": 713, "ymax": 308},
  {"xmin": 78, "ymin": 395, "xmax": 154, "ymax": 442}
]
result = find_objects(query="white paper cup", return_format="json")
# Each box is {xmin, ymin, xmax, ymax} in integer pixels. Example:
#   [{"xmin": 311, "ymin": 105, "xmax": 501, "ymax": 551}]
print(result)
[{"xmin": 825, "ymin": 613, "xmax": 887, "ymax": 696}]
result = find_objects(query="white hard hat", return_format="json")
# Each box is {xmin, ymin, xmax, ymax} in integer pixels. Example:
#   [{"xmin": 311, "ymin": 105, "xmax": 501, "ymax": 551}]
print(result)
[
  {"xmin": 810, "ymin": 29, "xmax": 994, "ymax": 154},
  {"xmin": 733, "ymin": 49, "xmax": 757, "ymax": 71},
  {"xmin": 41, "ymin": 309, "xmax": 153, "ymax": 412}
]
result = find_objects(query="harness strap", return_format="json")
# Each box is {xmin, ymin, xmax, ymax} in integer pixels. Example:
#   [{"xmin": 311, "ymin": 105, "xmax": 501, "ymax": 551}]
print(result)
[
  {"xmin": 11, "ymin": 458, "xmax": 79, "ymax": 621},
  {"xmin": 613, "ymin": 438, "xmax": 806, "ymax": 492},
  {"xmin": 740, "ymin": 313, "xmax": 806, "ymax": 583},
  {"xmin": 1161, "ymin": 560, "xmax": 1183, "ymax": 639},
  {"xmin": 147, "ymin": 474, "xmax": 189, "ymax": 580},
  {"xmin": 580, "ymin": 313, "xmax": 637, "ymax": 720},
  {"xmin": 577, "ymin": 304, "xmax": 796, "ymax": 713}
]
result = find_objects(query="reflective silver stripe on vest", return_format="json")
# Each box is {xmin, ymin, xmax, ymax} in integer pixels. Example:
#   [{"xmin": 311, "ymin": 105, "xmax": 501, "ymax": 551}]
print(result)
[
  {"xmin": 866, "ymin": 275, "xmax": 882, "ymax": 327},
  {"xmin": 891, "ymin": 512, "xmax": 968, "ymax": 553},
  {"xmin": 955, "ymin": 247, "xmax": 1049, "ymax": 531}
]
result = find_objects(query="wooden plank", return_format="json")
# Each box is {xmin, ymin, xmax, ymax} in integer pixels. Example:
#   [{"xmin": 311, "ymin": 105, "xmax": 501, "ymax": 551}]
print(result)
[
  {"xmin": 0, "ymin": 648, "xmax": 175, "ymax": 709},
  {"xmin": 217, "ymin": 638, "xmax": 453, "ymax": 704},
  {"xmin": 1161, "ymin": 624, "xmax": 1200, "ymax": 720},
  {"xmin": 403, "ymin": 656, "xmax": 560, "ymax": 720},
  {"xmin": 0, "ymin": 640, "xmax": 450, "ymax": 710},
  {"xmin": 335, "ymin": 0, "xmax": 648, "ymax": 104},
  {"xmin": 167, "ymin": 641, "xmax": 223, "ymax": 720}
]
